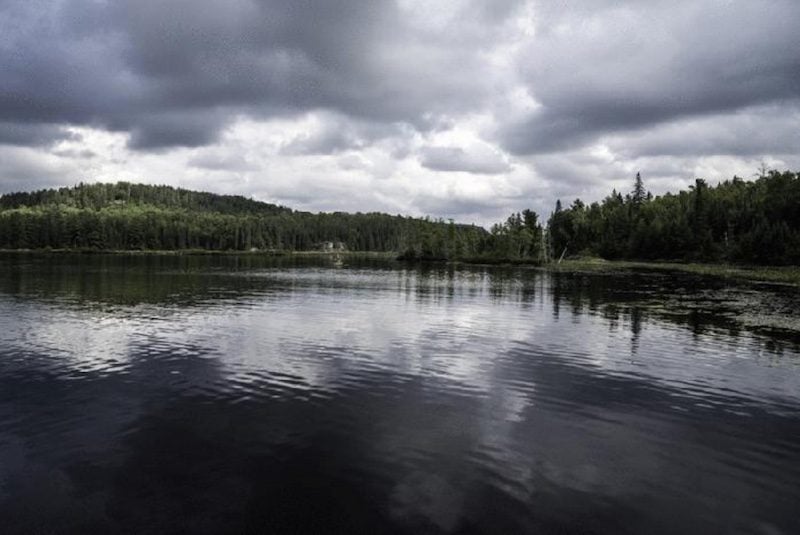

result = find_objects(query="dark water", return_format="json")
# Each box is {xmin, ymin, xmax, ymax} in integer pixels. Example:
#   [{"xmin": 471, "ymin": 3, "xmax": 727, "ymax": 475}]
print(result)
[{"xmin": 0, "ymin": 254, "xmax": 799, "ymax": 534}]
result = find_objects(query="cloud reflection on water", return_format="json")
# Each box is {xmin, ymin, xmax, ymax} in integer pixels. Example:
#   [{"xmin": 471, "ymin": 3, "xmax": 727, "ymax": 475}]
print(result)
[{"xmin": 0, "ymin": 255, "xmax": 798, "ymax": 533}]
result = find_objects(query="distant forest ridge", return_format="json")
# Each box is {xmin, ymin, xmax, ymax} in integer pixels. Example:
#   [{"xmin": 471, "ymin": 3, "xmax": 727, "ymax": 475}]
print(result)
[
  {"xmin": 0, "ymin": 182, "xmax": 292, "ymax": 216},
  {"xmin": 0, "ymin": 171, "xmax": 798, "ymax": 265},
  {"xmin": 0, "ymin": 182, "xmax": 498, "ymax": 259}
]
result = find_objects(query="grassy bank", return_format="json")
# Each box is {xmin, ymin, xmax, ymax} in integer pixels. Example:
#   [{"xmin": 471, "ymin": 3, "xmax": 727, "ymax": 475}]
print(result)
[{"xmin": 551, "ymin": 258, "xmax": 800, "ymax": 286}]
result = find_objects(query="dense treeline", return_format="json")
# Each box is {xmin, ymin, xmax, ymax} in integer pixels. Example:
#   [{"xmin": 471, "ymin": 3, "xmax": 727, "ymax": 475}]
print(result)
[
  {"xmin": 0, "ymin": 183, "xmax": 472, "ymax": 253},
  {"xmin": 14, "ymin": 171, "xmax": 797, "ymax": 266},
  {"xmin": 0, "ymin": 182, "xmax": 544, "ymax": 260},
  {"xmin": 548, "ymin": 170, "xmax": 800, "ymax": 265}
]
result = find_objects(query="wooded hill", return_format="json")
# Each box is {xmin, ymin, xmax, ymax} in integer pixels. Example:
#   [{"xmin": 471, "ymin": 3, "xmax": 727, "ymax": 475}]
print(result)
[{"xmin": 0, "ymin": 182, "xmax": 533, "ymax": 260}]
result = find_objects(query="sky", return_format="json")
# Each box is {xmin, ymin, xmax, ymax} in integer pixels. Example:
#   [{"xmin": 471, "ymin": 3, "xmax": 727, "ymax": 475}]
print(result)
[{"xmin": 1, "ymin": 0, "xmax": 799, "ymax": 225}]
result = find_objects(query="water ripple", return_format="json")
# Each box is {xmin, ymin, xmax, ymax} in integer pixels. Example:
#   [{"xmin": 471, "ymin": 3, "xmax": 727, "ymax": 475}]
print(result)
[{"xmin": 0, "ymin": 256, "xmax": 798, "ymax": 533}]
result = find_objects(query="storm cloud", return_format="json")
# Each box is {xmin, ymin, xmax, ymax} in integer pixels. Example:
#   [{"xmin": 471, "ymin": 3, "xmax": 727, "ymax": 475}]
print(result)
[
  {"xmin": 501, "ymin": 0, "xmax": 800, "ymax": 154},
  {"xmin": 0, "ymin": 0, "xmax": 504, "ymax": 149},
  {"xmin": 1, "ymin": 0, "xmax": 798, "ymax": 222},
  {"xmin": 419, "ymin": 145, "xmax": 511, "ymax": 175}
]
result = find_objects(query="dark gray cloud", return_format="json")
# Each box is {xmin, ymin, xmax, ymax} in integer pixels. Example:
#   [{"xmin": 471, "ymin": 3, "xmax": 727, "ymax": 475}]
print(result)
[
  {"xmin": 419, "ymin": 146, "xmax": 511, "ymax": 175},
  {"xmin": 0, "ymin": 123, "xmax": 78, "ymax": 147},
  {"xmin": 282, "ymin": 127, "xmax": 364, "ymax": 157},
  {"xmin": 501, "ymin": 0, "xmax": 800, "ymax": 154},
  {"xmin": 127, "ymin": 111, "xmax": 227, "ymax": 150},
  {"xmin": 605, "ymin": 104, "xmax": 800, "ymax": 159},
  {"xmin": 0, "ymin": 0, "xmax": 511, "ymax": 150}
]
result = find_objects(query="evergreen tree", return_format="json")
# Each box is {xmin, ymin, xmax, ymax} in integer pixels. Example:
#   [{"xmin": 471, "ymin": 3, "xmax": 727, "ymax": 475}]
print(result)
[{"xmin": 632, "ymin": 172, "xmax": 647, "ymax": 206}]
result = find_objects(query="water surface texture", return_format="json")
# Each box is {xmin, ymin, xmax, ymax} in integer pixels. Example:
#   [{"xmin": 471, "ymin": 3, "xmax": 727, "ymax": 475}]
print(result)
[{"xmin": 0, "ymin": 254, "xmax": 799, "ymax": 534}]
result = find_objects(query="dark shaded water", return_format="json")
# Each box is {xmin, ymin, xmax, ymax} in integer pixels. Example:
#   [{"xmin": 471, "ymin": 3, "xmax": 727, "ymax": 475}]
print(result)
[{"xmin": 0, "ymin": 253, "xmax": 799, "ymax": 534}]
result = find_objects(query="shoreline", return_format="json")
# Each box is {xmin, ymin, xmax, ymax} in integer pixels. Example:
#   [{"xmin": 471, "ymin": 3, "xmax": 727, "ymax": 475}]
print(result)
[
  {"xmin": 0, "ymin": 248, "xmax": 395, "ymax": 258},
  {"xmin": 549, "ymin": 258, "xmax": 800, "ymax": 286},
  {"xmin": 1, "ymin": 249, "xmax": 797, "ymax": 286}
]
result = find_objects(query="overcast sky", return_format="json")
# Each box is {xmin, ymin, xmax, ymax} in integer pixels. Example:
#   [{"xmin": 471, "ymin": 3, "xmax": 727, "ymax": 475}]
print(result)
[{"xmin": 1, "ymin": 0, "xmax": 799, "ymax": 225}]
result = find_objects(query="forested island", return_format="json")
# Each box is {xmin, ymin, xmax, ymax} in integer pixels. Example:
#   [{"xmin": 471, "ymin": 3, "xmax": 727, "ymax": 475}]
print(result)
[{"xmin": 0, "ymin": 169, "xmax": 798, "ymax": 266}]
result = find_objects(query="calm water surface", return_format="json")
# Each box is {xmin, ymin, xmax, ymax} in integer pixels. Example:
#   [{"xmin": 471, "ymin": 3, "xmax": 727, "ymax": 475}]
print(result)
[{"xmin": 0, "ymin": 254, "xmax": 798, "ymax": 534}]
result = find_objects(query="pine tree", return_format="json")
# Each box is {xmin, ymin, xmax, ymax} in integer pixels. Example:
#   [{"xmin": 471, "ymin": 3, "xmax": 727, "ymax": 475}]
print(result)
[{"xmin": 632, "ymin": 172, "xmax": 647, "ymax": 205}]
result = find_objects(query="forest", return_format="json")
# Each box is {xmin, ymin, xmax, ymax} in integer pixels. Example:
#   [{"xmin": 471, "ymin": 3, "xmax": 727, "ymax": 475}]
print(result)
[
  {"xmin": 548, "ymin": 170, "xmax": 800, "ymax": 265},
  {"xmin": 0, "ymin": 170, "xmax": 798, "ymax": 265},
  {"xmin": 0, "ymin": 182, "xmax": 543, "ymax": 262}
]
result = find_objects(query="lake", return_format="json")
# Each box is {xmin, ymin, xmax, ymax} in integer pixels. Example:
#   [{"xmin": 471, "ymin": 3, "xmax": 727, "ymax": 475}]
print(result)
[{"xmin": 0, "ymin": 253, "xmax": 798, "ymax": 534}]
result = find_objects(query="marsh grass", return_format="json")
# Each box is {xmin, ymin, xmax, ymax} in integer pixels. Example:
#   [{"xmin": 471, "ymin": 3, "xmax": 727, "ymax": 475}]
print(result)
[{"xmin": 552, "ymin": 257, "xmax": 800, "ymax": 286}]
